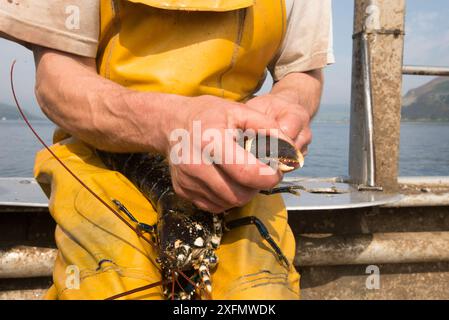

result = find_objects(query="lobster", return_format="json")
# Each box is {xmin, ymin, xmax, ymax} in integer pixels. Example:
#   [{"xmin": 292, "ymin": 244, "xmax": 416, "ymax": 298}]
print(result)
[
  {"xmin": 10, "ymin": 60, "xmax": 304, "ymax": 300},
  {"xmin": 96, "ymin": 135, "xmax": 303, "ymax": 299}
]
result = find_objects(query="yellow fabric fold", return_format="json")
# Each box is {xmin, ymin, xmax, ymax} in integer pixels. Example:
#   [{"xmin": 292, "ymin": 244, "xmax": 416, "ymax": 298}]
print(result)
[{"xmin": 126, "ymin": 0, "xmax": 254, "ymax": 11}]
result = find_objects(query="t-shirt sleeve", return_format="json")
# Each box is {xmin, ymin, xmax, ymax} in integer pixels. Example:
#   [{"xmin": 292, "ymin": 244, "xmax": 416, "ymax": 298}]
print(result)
[
  {"xmin": 0, "ymin": 0, "xmax": 99, "ymax": 57},
  {"xmin": 270, "ymin": 0, "xmax": 335, "ymax": 81}
]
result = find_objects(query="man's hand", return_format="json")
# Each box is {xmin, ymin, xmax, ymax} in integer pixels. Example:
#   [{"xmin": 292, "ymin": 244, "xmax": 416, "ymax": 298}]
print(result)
[
  {"xmin": 166, "ymin": 95, "xmax": 289, "ymax": 213},
  {"xmin": 246, "ymin": 93, "xmax": 312, "ymax": 155},
  {"xmin": 246, "ymin": 70, "xmax": 324, "ymax": 156}
]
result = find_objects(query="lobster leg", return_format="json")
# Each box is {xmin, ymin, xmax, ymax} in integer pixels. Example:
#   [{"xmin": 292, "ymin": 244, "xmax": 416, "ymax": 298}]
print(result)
[
  {"xmin": 225, "ymin": 216, "xmax": 290, "ymax": 269},
  {"xmin": 105, "ymin": 280, "xmax": 169, "ymax": 300},
  {"xmin": 260, "ymin": 186, "xmax": 304, "ymax": 196},
  {"xmin": 112, "ymin": 199, "xmax": 155, "ymax": 234}
]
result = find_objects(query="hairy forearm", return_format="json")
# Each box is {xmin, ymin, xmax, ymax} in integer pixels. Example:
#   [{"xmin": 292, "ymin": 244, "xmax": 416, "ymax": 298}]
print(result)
[
  {"xmin": 271, "ymin": 70, "xmax": 323, "ymax": 118},
  {"xmin": 33, "ymin": 47, "xmax": 182, "ymax": 154}
]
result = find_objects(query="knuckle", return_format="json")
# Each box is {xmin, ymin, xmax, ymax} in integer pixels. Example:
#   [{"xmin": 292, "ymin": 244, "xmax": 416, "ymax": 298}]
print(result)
[
  {"xmin": 173, "ymin": 184, "xmax": 188, "ymax": 200},
  {"xmin": 219, "ymin": 190, "xmax": 241, "ymax": 208},
  {"xmin": 235, "ymin": 192, "xmax": 255, "ymax": 207},
  {"xmin": 217, "ymin": 184, "xmax": 251, "ymax": 208},
  {"xmin": 193, "ymin": 200, "xmax": 208, "ymax": 211},
  {"xmin": 308, "ymin": 130, "xmax": 313, "ymax": 141},
  {"xmin": 231, "ymin": 196, "xmax": 247, "ymax": 208}
]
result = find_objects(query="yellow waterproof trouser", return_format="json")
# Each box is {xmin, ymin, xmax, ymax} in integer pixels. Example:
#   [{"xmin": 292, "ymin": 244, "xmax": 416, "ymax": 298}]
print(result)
[{"xmin": 35, "ymin": 137, "xmax": 300, "ymax": 300}]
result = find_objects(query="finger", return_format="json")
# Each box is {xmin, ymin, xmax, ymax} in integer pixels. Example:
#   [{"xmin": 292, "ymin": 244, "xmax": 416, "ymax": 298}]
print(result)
[
  {"xmin": 172, "ymin": 178, "xmax": 228, "ymax": 213},
  {"xmin": 183, "ymin": 164, "xmax": 259, "ymax": 208},
  {"xmin": 231, "ymin": 107, "xmax": 294, "ymax": 144},
  {"xmin": 218, "ymin": 142, "xmax": 283, "ymax": 190},
  {"xmin": 191, "ymin": 196, "xmax": 227, "ymax": 214},
  {"xmin": 171, "ymin": 166, "xmax": 232, "ymax": 210},
  {"xmin": 276, "ymin": 110, "xmax": 305, "ymax": 140},
  {"xmin": 204, "ymin": 130, "xmax": 284, "ymax": 189},
  {"xmin": 207, "ymin": 165, "xmax": 259, "ymax": 207},
  {"xmin": 294, "ymin": 127, "xmax": 313, "ymax": 152}
]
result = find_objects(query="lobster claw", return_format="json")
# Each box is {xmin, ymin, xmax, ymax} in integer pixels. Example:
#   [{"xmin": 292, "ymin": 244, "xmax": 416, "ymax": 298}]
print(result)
[
  {"xmin": 276, "ymin": 138, "xmax": 304, "ymax": 172},
  {"xmin": 244, "ymin": 134, "xmax": 304, "ymax": 173}
]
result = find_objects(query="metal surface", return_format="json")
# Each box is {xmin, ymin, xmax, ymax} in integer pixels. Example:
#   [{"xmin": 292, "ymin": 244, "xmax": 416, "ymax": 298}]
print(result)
[
  {"xmin": 0, "ymin": 176, "xmax": 403, "ymax": 211},
  {"xmin": 0, "ymin": 246, "xmax": 56, "ymax": 278},
  {"xmin": 296, "ymin": 232, "xmax": 449, "ymax": 267},
  {"xmin": 281, "ymin": 180, "xmax": 401, "ymax": 211},
  {"xmin": 386, "ymin": 193, "xmax": 449, "ymax": 208},
  {"xmin": 300, "ymin": 262, "xmax": 449, "ymax": 300},
  {"xmin": 295, "ymin": 204, "xmax": 449, "ymax": 300},
  {"xmin": 0, "ymin": 178, "xmax": 48, "ymax": 208},
  {"xmin": 403, "ymin": 65, "xmax": 449, "ymax": 76},
  {"xmin": 4, "ymin": 214, "xmax": 449, "ymax": 276},
  {"xmin": 3, "ymin": 176, "xmax": 449, "ymax": 211},
  {"xmin": 0, "ymin": 277, "xmax": 52, "ymax": 300},
  {"xmin": 398, "ymin": 176, "xmax": 449, "ymax": 187},
  {"xmin": 0, "ymin": 289, "xmax": 47, "ymax": 300},
  {"xmin": 0, "ymin": 186, "xmax": 447, "ymax": 299},
  {"xmin": 361, "ymin": 33, "xmax": 376, "ymax": 187}
]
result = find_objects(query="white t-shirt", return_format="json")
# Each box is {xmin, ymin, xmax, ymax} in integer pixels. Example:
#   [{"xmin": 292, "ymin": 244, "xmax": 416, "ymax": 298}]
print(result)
[
  {"xmin": 274, "ymin": 0, "xmax": 335, "ymax": 79},
  {"xmin": 0, "ymin": 0, "xmax": 334, "ymax": 80}
]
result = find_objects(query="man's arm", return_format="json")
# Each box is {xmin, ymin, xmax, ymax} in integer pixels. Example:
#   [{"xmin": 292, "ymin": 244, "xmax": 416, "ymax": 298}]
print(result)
[
  {"xmin": 271, "ymin": 70, "xmax": 323, "ymax": 118},
  {"xmin": 33, "ymin": 47, "xmax": 180, "ymax": 154},
  {"xmin": 33, "ymin": 47, "xmax": 286, "ymax": 213},
  {"xmin": 247, "ymin": 69, "xmax": 324, "ymax": 155}
]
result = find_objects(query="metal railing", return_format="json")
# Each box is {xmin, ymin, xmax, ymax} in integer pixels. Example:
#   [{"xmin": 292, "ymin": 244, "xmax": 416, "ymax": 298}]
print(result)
[{"xmin": 403, "ymin": 65, "xmax": 449, "ymax": 77}]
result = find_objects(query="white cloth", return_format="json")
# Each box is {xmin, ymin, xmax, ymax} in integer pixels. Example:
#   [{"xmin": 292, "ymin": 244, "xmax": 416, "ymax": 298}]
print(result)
[
  {"xmin": 273, "ymin": 0, "xmax": 335, "ymax": 80},
  {"xmin": 0, "ymin": 0, "xmax": 98, "ymax": 58}
]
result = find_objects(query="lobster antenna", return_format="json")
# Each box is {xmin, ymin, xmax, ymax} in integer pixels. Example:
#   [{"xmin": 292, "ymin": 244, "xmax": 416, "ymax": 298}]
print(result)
[
  {"xmin": 9, "ymin": 60, "xmax": 159, "ymax": 257},
  {"xmin": 105, "ymin": 280, "xmax": 169, "ymax": 300}
]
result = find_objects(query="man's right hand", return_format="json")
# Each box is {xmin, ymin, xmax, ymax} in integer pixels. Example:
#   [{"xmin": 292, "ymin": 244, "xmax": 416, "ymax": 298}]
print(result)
[{"xmin": 163, "ymin": 95, "xmax": 287, "ymax": 213}]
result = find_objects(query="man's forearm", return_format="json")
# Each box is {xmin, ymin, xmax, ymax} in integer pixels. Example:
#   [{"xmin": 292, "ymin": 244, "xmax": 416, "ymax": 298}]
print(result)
[
  {"xmin": 270, "ymin": 70, "xmax": 323, "ymax": 118},
  {"xmin": 34, "ymin": 47, "xmax": 182, "ymax": 154}
]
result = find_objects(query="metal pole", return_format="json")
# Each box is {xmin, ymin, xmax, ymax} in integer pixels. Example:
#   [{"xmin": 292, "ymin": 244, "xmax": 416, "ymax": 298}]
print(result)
[
  {"xmin": 403, "ymin": 65, "xmax": 449, "ymax": 76},
  {"xmin": 0, "ymin": 246, "xmax": 56, "ymax": 278},
  {"xmin": 361, "ymin": 33, "xmax": 376, "ymax": 187},
  {"xmin": 296, "ymin": 232, "xmax": 449, "ymax": 267},
  {"xmin": 349, "ymin": 0, "xmax": 406, "ymax": 192}
]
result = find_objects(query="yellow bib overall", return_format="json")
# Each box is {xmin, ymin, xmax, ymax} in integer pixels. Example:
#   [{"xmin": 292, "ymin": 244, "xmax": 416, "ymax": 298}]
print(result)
[{"xmin": 35, "ymin": 0, "xmax": 300, "ymax": 300}]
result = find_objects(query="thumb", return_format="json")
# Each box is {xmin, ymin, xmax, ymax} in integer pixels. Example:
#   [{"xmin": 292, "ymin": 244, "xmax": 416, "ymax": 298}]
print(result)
[
  {"xmin": 231, "ymin": 106, "xmax": 295, "ymax": 146},
  {"xmin": 278, "ymin": 112, "xmax": 303, "ymax": 141}
]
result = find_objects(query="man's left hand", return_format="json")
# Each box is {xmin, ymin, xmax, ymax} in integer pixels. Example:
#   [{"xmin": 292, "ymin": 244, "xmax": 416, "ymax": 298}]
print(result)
[{"xmin": 246, "ymin": 93, "xmax": 312, "ymax": 156}]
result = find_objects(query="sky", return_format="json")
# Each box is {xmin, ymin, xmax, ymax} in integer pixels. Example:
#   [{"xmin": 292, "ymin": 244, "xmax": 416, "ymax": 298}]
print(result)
[
  {"xmin": 321, "ymin": 0, "xmax": 449, "ymax": 105},
  {"xmin": 0, "ymin": 0, "xmax": 449, "ymax": 115}
]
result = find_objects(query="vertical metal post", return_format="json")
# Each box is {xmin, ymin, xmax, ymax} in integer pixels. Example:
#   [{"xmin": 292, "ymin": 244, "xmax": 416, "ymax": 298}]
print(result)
[
  {"xmin": 349, "ymin": 0, "xmax": 406, "ymax": 192},
  {"xmin": 360, "ymin": 33, "xmax": 376, "ymax": 188}
]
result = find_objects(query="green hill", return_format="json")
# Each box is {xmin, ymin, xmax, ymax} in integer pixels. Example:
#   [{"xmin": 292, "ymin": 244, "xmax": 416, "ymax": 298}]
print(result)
[
  {"xmin": 402, "ymin": 77, "xmax": 449, "ymax": 121},
  {"xmin": 0, "ymin": 102, "xmax": 43, "ymax": 120}
]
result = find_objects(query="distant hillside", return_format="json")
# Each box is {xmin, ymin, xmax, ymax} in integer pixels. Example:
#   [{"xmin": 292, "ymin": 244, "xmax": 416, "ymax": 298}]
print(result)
[
  {"xmin": 402, "ymin": 77, "xmax": 449, "ymax": 121},
  {"xmin": 0, "ymin": 102, "xmax": 43, "ymax": 120}
]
